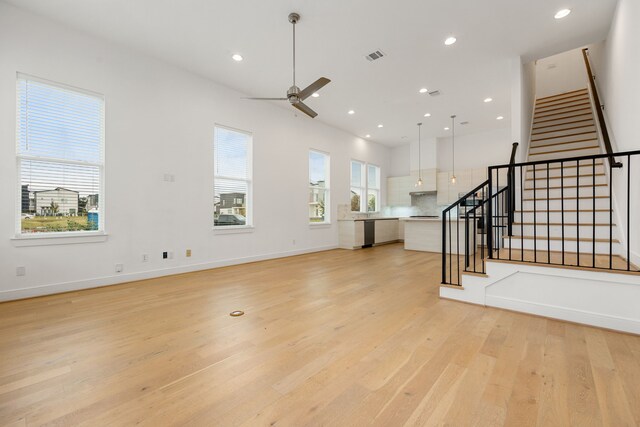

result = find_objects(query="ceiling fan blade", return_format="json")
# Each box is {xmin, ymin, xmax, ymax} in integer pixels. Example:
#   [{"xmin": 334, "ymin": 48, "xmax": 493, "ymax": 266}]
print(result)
[
  {"xmin": 243, "ymin": 97, "xmax": 288, "ymax": 101},
  {"xmin": 298, "ymin": 77, "xmax": 331, "ymax": 100},
  {"xmin": 293, "ymin": 101, "xmax": 318, "ymax": 118}
]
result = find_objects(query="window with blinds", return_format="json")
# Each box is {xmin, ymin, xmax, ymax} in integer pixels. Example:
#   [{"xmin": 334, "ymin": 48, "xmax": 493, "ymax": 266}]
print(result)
[
  {"xmin": 309, "ymin": 150, "xmax": 330, "ymax": 223},
  {"xmin": 16, "ymin": 74, "xmax": 105, "ymax": 234},
  {"xmin": 214, "ymin": 126, "xmax": 252, "ymax": 227}
]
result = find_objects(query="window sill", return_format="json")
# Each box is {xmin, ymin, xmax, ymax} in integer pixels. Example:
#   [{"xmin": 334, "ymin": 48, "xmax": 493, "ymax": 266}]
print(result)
[
  {"xmin": 309, "ymin": 222, "xmax": 332, "ymax": 229},
  {"xmin": 213, "ymin": 226, "xmax": 255, "ymax": 235},
  {"xmin": 11, "ymin": 232, "xmax": 108, "ymax": 247}
]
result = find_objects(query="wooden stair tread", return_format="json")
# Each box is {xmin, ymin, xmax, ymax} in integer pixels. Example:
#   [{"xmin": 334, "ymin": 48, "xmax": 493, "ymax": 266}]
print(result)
[
  {"xmin": 523, "ymin": 196, "xmax": 609, "ymax": 201},
  {"xmin": 524, "ymin": 184, "xmax": 608, "ymax": 190},
  {"xmin": 531, "ymin": 131, "xmax": 597, "ymax": 143},
  {"xmin": 516, "ymin": 209, "xmax": 612, "ymax": 212},
  {"xmin": 529, "ymin": 137, "xmax": 599, "ymax": 150},
  {"xmin": 526, "ymin": 161, "xmax": 603, "ymax": 171},
  {"xmin": 526, "ymin": 173, "xmax": 605, "ymax": 180},
  {"xmin": 535, "ymin": 98, "xmax": 591, "ymax": 111},
  {"xmin": 514, "ymin": 222, "xmax": 615, "ymax": 226},
  {"xmin": 534, "ymin": 102, "xmax": 591, "ymax": 115},
  {"xmin": 535, "ymin": 106, "xmax": 591, "ymax": 119},
  {"xmin": 529, "ymin": 146, "xmax": 600, "ymax": 156},
  {"xmin": 535, "ymin": 88, "xmax": 588, "ymax": 103},
  {"xmin": 531, "ymin": 124, "xmax": 596, "ymax": 136},
  {"xmin": 532, "ymin": 118, "xmax": 594, "ymax": 130},
  {"xmin": 505, "ymin": 235, "xmax": 620, "ymax": 243},
  {"xmin": 533, "ymin": 112, "xmax": 594, "ymax": 125},
  {"xmin": 488, "ymin": 257, "xmax": 639, "ymax": 275}
]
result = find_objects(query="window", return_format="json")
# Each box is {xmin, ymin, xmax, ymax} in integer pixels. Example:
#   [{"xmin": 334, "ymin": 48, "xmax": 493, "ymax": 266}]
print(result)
[
  {"xmin": 350, "ymin": 160, "xmax": 365, "ymax": 212},
  {"xmin": 214, "ymin": 126, "xmax": 252, "ymax": 228},
  {"xmin": 367, "ymin": 164, "xmax": 381, "ymax": 212},
  {"xmin": 16, "ymin": 74, "xmax": 105, "ymax": 235},
  {"xmin": 350, "ymin": 161, "xmax": 381, "ymax": 212},
  {"xmin": 309, "ymin": 150, "xmax": 330, "ymax": 223}
]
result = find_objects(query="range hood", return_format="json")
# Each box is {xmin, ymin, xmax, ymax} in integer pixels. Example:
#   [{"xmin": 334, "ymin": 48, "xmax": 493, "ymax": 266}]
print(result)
[{"xmin": 409, "ymin": 190, "xmax": 437, "ymax": 196}]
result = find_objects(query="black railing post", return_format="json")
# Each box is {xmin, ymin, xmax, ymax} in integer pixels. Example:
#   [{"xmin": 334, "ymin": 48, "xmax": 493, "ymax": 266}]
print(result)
[
  {"xmin": 441, "ymin": 209, "xmax": 447, "ymax": 284},
  {"xmin": 487, "ymin": 167, "xmax": 494, "ymax": 258}
]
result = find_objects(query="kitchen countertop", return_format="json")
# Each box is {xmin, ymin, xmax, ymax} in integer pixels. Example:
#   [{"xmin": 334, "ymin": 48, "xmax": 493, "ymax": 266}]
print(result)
[{"xmin": 338, "ymin": 217, "xmax": 400, "ymax": 222}]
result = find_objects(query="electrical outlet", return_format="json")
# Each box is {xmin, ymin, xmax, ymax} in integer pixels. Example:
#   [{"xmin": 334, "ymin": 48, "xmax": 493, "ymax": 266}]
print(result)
[
  {"xmin": 142, "ymin": 254, "xmax": 149, "ymax": 262},
  {"xmin": 162, "ymin": 251, "xmax": 168, "ymax": 259},
  {"xmin": 115, "ymin": 264, "xmax": 123, "ymax": 273},
  {"xmin": 16, "ymin": 266, "xmax": 26, "ymax": 276},
  {"xmin": 186, "ymin": 249, "xmax": 192, "ymax": 257},
  {"xmin": 168, "ymin": 251, "xmax": 174, "ymax": 259}
]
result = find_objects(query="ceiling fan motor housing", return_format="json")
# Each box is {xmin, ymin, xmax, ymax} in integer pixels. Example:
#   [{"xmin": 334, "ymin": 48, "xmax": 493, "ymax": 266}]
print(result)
[{"xmin": 287, "ymin": 85, "xmax": 300, "ymax": 103}]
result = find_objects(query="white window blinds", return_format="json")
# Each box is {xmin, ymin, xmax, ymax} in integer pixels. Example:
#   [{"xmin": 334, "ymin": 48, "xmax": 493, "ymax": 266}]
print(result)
[
  {"xmin": 17, "ymin": 75, "xmax": 105, "ymax": 234},
  {"xmin": 214, "ymin": 126, "xmax": 252, "ymax": 227}
]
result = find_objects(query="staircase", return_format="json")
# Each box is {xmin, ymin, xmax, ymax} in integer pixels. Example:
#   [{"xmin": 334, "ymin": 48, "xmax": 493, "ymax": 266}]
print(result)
[
  {"xmin": 440, "ymin": 86, "xmax": 640, "ymax": 334},
  {"xmin": 503, "ymin": 88, "xmax": 625, "ymax": 263}
]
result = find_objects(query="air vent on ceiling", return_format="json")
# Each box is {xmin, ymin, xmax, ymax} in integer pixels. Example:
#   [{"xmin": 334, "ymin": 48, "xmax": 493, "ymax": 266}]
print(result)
[
  {"xmin": 365, "ymin": 49, "xmax": 386, "ymax": 61},
  {"xmin": 428, "ymin": 90, "xmax": 441, "ymax": 97},
  {"xmin": 460, "ymin": 121, "xmax": 469, "ymax": 125}
]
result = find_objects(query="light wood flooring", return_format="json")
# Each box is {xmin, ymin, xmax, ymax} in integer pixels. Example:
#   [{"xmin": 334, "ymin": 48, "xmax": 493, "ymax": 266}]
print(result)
[{"xmin": 1, "ymin": 244, "xmax": 639, "ymax": 426}]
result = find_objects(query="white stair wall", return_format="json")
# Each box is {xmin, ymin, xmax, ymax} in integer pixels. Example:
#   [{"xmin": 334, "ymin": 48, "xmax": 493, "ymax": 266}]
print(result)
[{"xmin": 440, "ymin": 261, "xmax": 640, "ymax": 334}]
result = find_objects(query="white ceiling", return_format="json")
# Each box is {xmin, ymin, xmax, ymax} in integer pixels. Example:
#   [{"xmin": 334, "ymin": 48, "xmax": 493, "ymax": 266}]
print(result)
[{"xmin": 4, "ymin": 0, "xmax": 618, "ymax": 146}]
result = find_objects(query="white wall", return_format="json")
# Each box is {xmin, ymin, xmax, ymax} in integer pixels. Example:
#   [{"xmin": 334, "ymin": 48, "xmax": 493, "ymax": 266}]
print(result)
[
  {"xmin": 535, "ymin": 48, "xmax": 589, "ymax": 98},
  {"xmin": 587, "ymin": 0, "xmax": 640, "ymax": 266},
  {"xmin": 388, "ymin": 144, "xmax": 410, "ymax": 177},
  {"xmin": 0, "ymin": 3, "xmax": 391, "ymax": 300},
  {"xmin": 436, "ymin": 127, "xmax": 512, "ymax": 172},
  {"xmin": 520, "ymin": 60, "xmax": 536, "ymax": 160}
]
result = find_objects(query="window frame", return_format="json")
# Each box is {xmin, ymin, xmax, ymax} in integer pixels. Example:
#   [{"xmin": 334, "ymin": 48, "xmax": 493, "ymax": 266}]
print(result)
[
  {"xmin": 213, "ymin": 124, "xmax": 253, "ymax": 231},
  {"xmin": 350, "ymin": 160, "xmax": 365, "ymax": 213},
  {"xmin": 14, "ymin": 73, "xmax": 106, "ymax": 239},
  {"xmin": 308, "ymin": 149, "xmax": 331, "ymax": 225},
  {"xmin": 350, "ymin": 159, "xmax": 381, "ymax": 213},
  {"xmin": 367, "ymin": 163, "xmax": 381, "ymax": 213}
]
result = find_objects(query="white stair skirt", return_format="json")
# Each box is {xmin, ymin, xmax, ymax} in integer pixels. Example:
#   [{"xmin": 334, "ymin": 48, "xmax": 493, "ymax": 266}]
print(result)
[{"xmin": 440, "ymin": 261, "xmax": 640, "ymax": 334}]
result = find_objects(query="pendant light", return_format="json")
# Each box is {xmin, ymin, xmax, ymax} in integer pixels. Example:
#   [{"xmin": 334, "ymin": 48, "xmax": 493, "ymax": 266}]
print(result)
[
  {"xmin": 415, "ymin": 122, "xmax": 423, "ymax": 187},
  {"xmin": 450, "ymin": 115, "xmax": 457, "ymax": 184}
]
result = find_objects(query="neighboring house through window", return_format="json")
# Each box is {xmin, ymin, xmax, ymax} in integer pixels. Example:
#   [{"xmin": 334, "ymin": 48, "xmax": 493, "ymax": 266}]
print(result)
[
  {"xmin": 214, "ymin": 125, "xmax": 252, "ymax": 227},
  {"xmin": 16, "ymin": 74, "xmax": 105, "ymax": 234},
  {"xmin": 309, "ymin": 150, "xmax": 330, "ymax": 223},
  {"xmin": 351, "ymin": 160, "xmax": 381, "ymax": 213}
]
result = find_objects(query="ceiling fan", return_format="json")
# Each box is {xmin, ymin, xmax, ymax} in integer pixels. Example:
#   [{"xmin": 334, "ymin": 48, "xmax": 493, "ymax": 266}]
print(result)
[{"xmin": 245, "ymin": 12, "xmax": 330, "ymax": 118}]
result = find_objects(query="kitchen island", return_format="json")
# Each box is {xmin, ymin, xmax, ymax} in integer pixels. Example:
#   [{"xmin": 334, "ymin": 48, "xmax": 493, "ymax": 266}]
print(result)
[{"xmin": 401, "ymin": 217, "xmax": 474, "ymax": 254}]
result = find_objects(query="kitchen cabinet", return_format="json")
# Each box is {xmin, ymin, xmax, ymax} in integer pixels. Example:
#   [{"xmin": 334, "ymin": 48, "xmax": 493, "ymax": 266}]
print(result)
[
  {"xmin": 338, "ymin": 219, "xmax": 400, "ymax": 249},
  {"xmin": 437, "ymin": 168, "xmax": 488, "ymax": 205},
  {"xmin": 374, "ymin": 219, "xmax": 399, "ymax": 244},
  {"xmin": 387, "ymin": 176, "xmax": 413, "ymax": 206},
  {"xmin": 387, "ymin": 169, "xmax": 436, "ymax": 207}
]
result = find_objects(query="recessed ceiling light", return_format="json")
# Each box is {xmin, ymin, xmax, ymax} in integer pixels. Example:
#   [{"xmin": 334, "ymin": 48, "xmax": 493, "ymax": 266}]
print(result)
[
  {"xmin": 554, "ymin": 9, "xmax": 571, "ymax": 19},
  {"xmin": 311, "ymin": 92, "xmax": 319, "ymax": 98},
  {"xmin": 365, "ymin": 134, "xmax": 371, "ymax": 138},
  {"xmin": 231, "ymin": 54, "xmax": 243, "ymax": 62},
  {"xmin": 444, "ymin": 37, "xmax": 457, "ymax": 46},
  {"xmin": 444, "ymin": 127, "xmax": 450, "ymax": 130},
  {"xmin": 348, "ymin": 110, "xmax": 355, "ymax": 115},
  {"xmin": 424, "ymin": 113, "xmax": 431, "ymax": 117},
  {"xmin": 419, "ymin": 88, "xmax": 428, "ymax": 94},
  {"xmin": 496, "ymin": 116, "xmax": 504, "ymax": 120},
  {"xmin": 377, "ymin": 124, "xmax": 384, "ymax": 128},
  {"xmin": 484, "ymin": 97, "xmax": 493, "ymax": 103}
]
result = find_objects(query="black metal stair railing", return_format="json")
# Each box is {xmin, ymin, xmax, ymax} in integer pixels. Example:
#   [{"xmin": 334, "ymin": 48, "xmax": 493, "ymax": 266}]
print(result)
[
  {"xmin": 486, "ymin": 149, "xmax": 639, "ymax": 274},
  {"xmin": 441, "ymin": 146, "xmax": 640, "ymax": 287},
  {"xmin": 441, "ymin": 143, "xmax": 518, "ymax": 286}
]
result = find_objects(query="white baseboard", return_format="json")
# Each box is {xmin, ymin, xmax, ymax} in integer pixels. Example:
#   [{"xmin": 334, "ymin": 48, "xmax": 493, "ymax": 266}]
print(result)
[
  {"xmin": 486, "ymin": 295, "xmax": 640, "ymax": 335},
  {"xmin": 0, "ymin": 245, "xmax": 339, "ymax": 302}
]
